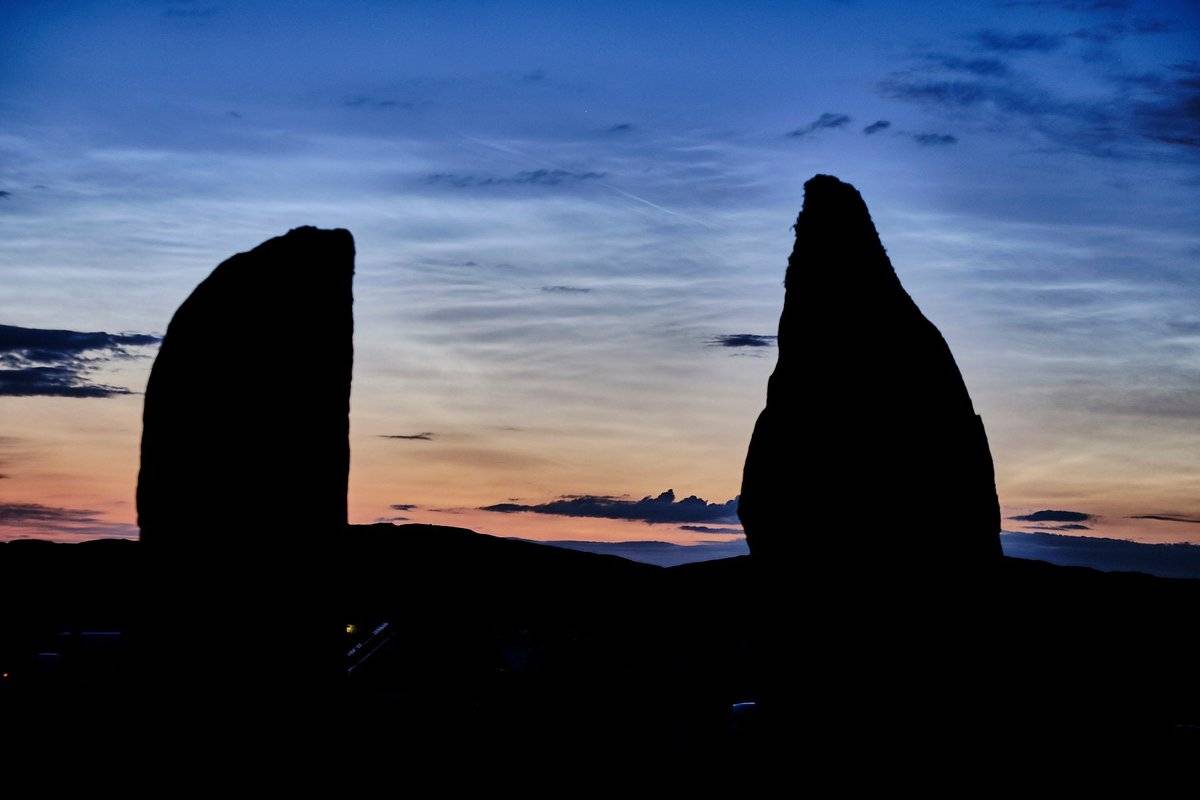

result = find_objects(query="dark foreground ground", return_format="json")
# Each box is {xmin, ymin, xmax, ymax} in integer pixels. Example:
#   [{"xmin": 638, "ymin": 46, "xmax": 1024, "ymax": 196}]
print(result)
[{"xmin": 2, "ymin": 524, "xmax": 1197, "ymax": 758}]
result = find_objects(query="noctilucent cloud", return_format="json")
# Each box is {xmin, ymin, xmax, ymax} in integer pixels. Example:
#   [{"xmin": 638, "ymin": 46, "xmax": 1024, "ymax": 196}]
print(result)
[{"xmin": 1, "ymin": 0, "xmax": 1198, "ymax": 553}]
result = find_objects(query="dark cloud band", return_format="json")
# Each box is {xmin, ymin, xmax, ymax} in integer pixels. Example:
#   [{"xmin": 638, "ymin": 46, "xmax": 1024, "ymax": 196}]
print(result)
[
  {"xmin": 708, "ymin": 334, "xmax": 777, "ymax": 348},
  {"xmin": 788, "ymin": 112, "xmax": 852, "ymax": 137},
  {"xmin": 0, "ymin": 501, "xmax": 136, "ymax": 537},
  {"xmin": 0, "ymin": 323, "xmax": 160, "ymax": 398},
  {"xmin": 1009, "ymin": 509, "xmax": 1093, "ymax": 522},
  {"xmin": 1128, "ymin": 514, "xmax": 1200, "ymax": 525},
  {"xmin": 482, "ymin": 489, "xmax": 739, "ymax": 525}
]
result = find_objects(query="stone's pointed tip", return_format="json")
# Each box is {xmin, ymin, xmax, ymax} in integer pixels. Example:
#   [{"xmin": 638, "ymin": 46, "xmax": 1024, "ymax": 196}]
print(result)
[
  {"xmin": 798, "ymin": 175, "xmax": 873, "ymax": 233},
  {"xmin": 802, "ymin": 174, "xmax": 864, "ymax": 208}
]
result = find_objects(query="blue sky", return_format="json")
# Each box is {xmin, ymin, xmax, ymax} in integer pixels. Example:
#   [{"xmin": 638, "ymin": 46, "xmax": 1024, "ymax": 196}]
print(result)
[{"xmin": 1, "ymin": 0, "xmax": 1199, "ymax": 552}]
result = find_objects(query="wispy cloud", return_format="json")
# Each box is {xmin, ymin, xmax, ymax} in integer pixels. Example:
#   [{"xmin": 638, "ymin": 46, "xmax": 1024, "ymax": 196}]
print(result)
[
  {"xmin": 423, "ymin": 169, "xmax": 606, "ymax": 188},
  {"xmin": 1069, "ymin": 19, "xmax": 1176, "ymax": 45},
  {"xmin": 0, "ymin": 502, "xmax": 99, "ymax": 525},
  {"xmin": 930, "ymin": 54, "xmax": 1010, "ymax": 76},
  {"xmin": 973, "ymin": 30, "xmax": 1066, "ymax": 53},
  {"xmin": 912, "ymin": 132, "xmax": 959, "ymax": 145},
  {"xmin": 0, "ymin": 324, "xmax": 158, "ymax": 359},
  {"xmin": 881, "ymin": 78, "xmax": 1198, "ymax": 160},
  {"xmin": 482, "ymin": 489, "xmax": 739, "ymax": 525},
  {"xmin": 0, "ymin": 323, "xmax": 160, "ymax": 397},
  {"xmin": 883, "ymin": 79, "xmax": 997, "ymax": 107},
  {"xmin": 380, "ymin": 432, "xmax": 435, "ymax": 441},
  {"xmin": 679, "ymin": 524, "xmax": 745, "ymax": 534},
  {"xmin": 996, "ymin": 1, "xmax": 1132, "ymax": 10},
  {"xmin": 882, "ymin": 40, "xmax": 1200, "ymax": 161},
  {"xmin": 788, "ymin": 112, "xmax": 852, "ymax": 137},
  {"xmin": 343, "ymin": 96, "xmax": 414, "ymax": 110},
  {"xmin": 0, "ymin": 436, "xmax": 18, "ymax": 480},
  {"xmin": 0, "ymin": 502, "xmax": 136, "ymax": 538},
  {"xmin": 863, "ymin": 120, "xmax": 892, "ymax": 134},
  {"xmin": 541, "ymin": 285, "xmax": 592, "ymax": 293},
  {"xmin": 1128, "ymin": 514, "xmax": 1200, "ymax": 525},
  {"xmin": 162, "ymin": 5, "xmax": 217, "ymax": 20},
  {"xmin": 707, "ymin": 333, "xmax": 777, "ymax": 348}
]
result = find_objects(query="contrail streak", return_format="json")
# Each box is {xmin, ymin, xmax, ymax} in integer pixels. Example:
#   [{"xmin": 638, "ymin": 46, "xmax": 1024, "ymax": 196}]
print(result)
[{"xmin": 457, "ymin": 134, "xmax": 718, "ymax": 229}]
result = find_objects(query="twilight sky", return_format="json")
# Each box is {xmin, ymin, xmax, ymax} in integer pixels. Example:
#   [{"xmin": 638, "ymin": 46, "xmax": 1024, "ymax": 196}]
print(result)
[{"xmin": 2, "ymin": 0, "xmax": 1199, "ymax": 556}]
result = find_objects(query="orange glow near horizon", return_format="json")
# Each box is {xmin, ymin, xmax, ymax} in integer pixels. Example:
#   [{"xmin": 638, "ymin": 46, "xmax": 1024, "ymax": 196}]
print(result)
[{"xmin": 5, "ymin": 384, "xmax": 1200, "ymax": 552}]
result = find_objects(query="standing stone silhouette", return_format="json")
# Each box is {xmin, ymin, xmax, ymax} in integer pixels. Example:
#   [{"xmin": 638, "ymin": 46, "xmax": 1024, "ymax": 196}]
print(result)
[
  {"xmin": 739, "ymin": 175, "xmax": 1001, "ymax": 743},
  {"xmin": 137, "ymin": 226, "xmax": 354, "ymax": 702}
]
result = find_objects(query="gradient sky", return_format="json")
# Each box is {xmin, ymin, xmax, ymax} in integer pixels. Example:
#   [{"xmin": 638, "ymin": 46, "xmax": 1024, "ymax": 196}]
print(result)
[{"xmin": 2, "ymin": 0, "xmax": 1198, "ymax": 554}]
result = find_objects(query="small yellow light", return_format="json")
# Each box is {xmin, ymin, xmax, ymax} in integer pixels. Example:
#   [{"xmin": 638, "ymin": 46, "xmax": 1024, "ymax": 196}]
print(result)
[{"xmin": 345, "ymin": 624, "xmax": 357, "ymax": 635}]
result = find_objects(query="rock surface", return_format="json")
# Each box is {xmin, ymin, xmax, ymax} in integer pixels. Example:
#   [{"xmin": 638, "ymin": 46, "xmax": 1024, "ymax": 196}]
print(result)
[
  {"xmin": 738, "ymin": 175, "xmax": 1003, "ymax": 740},
  {"xmin": 137, "ymin": 226, "xmax": 354, "ymax": 541},
  {"xmin": 135, "ymin": 226, "xmax": 354, "ymax": 695},
  {"xmin": 739, "ymin": 174, "xmax": 1001, "ymax": 570}
]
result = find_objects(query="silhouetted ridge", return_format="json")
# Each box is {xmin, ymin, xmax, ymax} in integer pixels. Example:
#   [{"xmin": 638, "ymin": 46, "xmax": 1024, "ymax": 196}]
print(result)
[{"xmin": 3, "ymin": 529, "xmax": 1195, "ymax": 753}]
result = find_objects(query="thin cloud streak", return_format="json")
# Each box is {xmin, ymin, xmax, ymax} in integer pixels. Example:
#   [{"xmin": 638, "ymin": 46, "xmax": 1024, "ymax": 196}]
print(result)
[{"xmin": 458, "ymin": 134, "xmax": 720, "ymax": 229}]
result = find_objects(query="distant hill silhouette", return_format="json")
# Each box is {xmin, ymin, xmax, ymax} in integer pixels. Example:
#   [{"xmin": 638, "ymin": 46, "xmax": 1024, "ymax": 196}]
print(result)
[
  {"xmin": 1002, "ymin": 530, "xmax": 1200, "ymax": 579},
  {"xmin": 557, "ymin": 533, "xmax": 1200, "ymax": 578},
  {"xmin": 1, "ymin": 527, "xmax": 1196, "ymax": 752}
]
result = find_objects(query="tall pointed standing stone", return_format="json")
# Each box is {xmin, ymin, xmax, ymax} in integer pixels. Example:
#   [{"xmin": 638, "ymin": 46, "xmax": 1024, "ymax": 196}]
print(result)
[
  {"xmin": 740, "ymin": 174, "xmax": 1000, "ymax": 569},
  {"xmin": 136, "ymin": 226, "xmax": 354, "ymax": 701},
  {"xmin": 739, "ymin": 175, "xmax": 1001, "ymax": 743}
]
